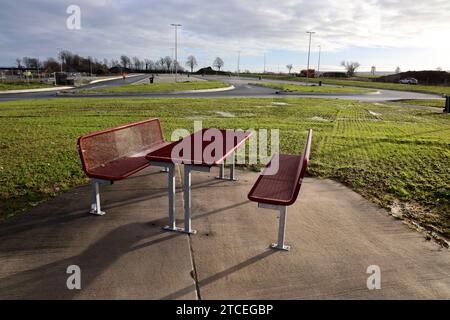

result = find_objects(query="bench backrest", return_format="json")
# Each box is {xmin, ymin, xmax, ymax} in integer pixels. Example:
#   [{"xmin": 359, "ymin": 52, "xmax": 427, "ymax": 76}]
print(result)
[
  {"xmin": 295, "ymin": 129, "xmax": 313, "ymax": 185},
  {"xmin": 78, "ymin": 118, "xmax": 164, "ymax": 174}
]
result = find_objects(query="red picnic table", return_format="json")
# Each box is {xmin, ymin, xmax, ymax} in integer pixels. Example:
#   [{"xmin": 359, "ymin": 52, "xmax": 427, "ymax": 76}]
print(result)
[{"xmin": 146, "ymin": 128, "xmax": 252, "ymax": 234}]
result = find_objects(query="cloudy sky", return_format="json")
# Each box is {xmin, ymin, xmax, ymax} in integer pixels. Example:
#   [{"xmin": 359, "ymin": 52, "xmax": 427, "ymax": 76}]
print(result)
[{"xmin": 1, "ymin": 0, "xmax": 449, "ymax": 72}]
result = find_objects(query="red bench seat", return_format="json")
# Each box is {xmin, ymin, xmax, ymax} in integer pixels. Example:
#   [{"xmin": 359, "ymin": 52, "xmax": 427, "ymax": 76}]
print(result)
[
  {"xmin": 248, "ymin": 154, "xmax": 305, "ymax": 206},
  {"xmin": 77, "ymin": 118, "xmax": 168, "ymax": 215},
  {"xmin": 84, "ymin": 142, "xmax": 171, "ymax": 181},
  {"xmin": 247, "ymin": 129, "xmax": 312, "ymax": 251}
]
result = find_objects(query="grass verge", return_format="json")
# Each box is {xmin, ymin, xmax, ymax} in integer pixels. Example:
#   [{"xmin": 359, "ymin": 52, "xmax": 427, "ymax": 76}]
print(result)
[
  {"xmin": 80, "ymin": 80, "xmax": 229, "ymax": 93},
  {"xmin": 0, "ymin": 97, "xmax": 448, "ymax": 238},
  {"xmin": 0, "ymin": 81, "xmax": 54, "ymax": 91},
  {"xmin": 245, "ymin": 74, "xmax": 450, "ymax": 96},
  {"xmin": 251, "ymin": 82, "xmax": 373, "ymax": 94}
]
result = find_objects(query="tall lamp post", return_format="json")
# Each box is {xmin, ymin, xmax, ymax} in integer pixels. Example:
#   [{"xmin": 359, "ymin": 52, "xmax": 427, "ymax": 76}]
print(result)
[
  {"xmin": 57, "ymin": 47, "xmax": 63, "ymax": 73},
  {"xmin": 237, "ymin": 50, "xmax": 241, "ymax": 78},
  {"xmin": 317, "ymin": 45, "xmax": 322, "ymax": 75},
  {"xmin": 263, "ymin": 52, "xmax": 266, "ymax": 74},
  {"xmin": 306, "ymin": 31, "xmax": 315, "ymax": 84},
  {"xmin": 170, "ymin": 23, "xmax": 182, "ymax": 82},
  {"xmin": 170, "ymin": 47, "xmax": 174, "ymax": 75}
]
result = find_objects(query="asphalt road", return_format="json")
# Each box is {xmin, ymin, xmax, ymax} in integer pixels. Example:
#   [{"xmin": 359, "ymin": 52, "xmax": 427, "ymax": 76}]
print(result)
[
  {"xmin": 0, "ymin": 74, "xmax": 442, "ymax": 102},
  {"xmin": 0, "ymin": 73, "xmax": 150, "ymax": 101}
]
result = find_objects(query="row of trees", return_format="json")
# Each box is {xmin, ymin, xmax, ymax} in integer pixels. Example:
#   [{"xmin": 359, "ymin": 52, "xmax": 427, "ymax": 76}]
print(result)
[
  {"xmin": 14, "ymin": 51, "xmax": 193, "ymax": 74},
  {"xmin": 185, "ymin": 56, "xmax": 224, "ymax": 72},
  {"xmin": 15, "ymin": 51, "xmax": 229, "ymax": 75},
  {"xmin": 15, "ymin": 52, "xmax": 226, "ymax": 74},
  {"xmin": 116, "ymin": 55, "xmax": 185, "ymax": 72},
  {"xmin": 16, "ymin": 52, "xmax": 111, "ymax": 74},
  {"xmin": 15, "ymin": 54, "xmax": 409, "ymax": 77},
  {"xmin": 283, "ymin": 61, "xmax": 361, "ymax": 76}
]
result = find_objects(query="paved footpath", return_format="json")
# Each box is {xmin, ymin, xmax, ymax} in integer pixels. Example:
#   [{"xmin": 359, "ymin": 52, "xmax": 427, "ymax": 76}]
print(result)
[{"xmin": 0, "ymin": 167, "xmax": 448, "ymax": 299}]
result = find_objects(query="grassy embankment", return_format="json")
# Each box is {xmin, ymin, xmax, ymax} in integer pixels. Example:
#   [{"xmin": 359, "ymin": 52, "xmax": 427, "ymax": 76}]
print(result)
[
  {"xmin": 80, "ymin": 81, "xmax": 229, "ymax": 93},
  {"xmin": 0, "ymin": 81, "xmax": 54, "ymax": 91},
  {"xmin": 244, "ymin": 74, "xmax": 450, "ymax": 96}
]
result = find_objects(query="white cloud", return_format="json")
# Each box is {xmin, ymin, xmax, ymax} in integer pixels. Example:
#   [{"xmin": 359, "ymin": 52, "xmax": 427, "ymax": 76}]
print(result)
[{"xmin": 0, "ymin": 0, "xmax": 449, "ymax": 69}]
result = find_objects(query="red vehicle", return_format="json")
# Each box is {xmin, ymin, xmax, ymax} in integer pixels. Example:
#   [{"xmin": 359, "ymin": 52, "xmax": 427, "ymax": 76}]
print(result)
[{"xmin": 300, "ymin": 69, "xmax": 315, "ymax": 78}]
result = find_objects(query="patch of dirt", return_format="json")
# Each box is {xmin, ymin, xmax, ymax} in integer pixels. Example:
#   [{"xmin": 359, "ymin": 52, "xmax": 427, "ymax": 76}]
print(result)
[
  {"xmin": 210, "ymin": 111, "xmax": 235, "ymax": 118},
  {"xmin": 311, "ymin": 116, "xmax": 330, "ymax": 122},
  {"xmin": 389, "ymin": 199, "xmax": 449, "ymax": 248},
  {"xmin": 368, "ymin": 110, "xmax": 381, "ymax": 116}
]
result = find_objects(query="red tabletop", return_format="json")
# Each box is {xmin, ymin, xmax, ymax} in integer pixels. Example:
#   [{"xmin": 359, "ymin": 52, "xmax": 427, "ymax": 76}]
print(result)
[{"xmin": 146, "ymin": 128, "xmax": 252, "ymax": 166}]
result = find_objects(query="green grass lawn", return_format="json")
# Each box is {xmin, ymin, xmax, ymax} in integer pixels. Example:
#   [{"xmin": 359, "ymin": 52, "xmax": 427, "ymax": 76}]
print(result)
[
  {"xmin": 251, "ymin": 82, "xmax": 373, "ymax": 94},
  {"xmin": 396, "ymin": 99, "xmax": 446, "ymax": 108},
  {"xmin": 247, "ymin": 74, "xmax": 450, "ymax": 96},
  {"xmin": 0, "ymin": 81, "xmax": 54, "ymax": 91},
  {"xmin": 0, "ymin": 97, "xmax": 449, "ymax": 238},
  {"xmin": 80, "ymin": 80, "xmax": 229, "ymax": 93}
]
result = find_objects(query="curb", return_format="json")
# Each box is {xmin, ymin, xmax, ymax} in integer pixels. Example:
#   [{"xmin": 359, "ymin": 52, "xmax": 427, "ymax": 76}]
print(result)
[
  {"xmin": 0, "ymin": 86, "xmax": 74, "ymax": 94},
  {"xmin": 89, "ymin": 74, "xmax": 143, "ymax": 84},
  {"xmin": 274, "ymin": 90, "xmax": 379, "ymax": 96}
]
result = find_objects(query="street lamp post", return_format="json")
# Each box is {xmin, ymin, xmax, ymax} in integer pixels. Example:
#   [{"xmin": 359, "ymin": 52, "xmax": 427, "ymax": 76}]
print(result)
[
  {"xmin": 306, "ymin": 31, "xmax": 315, "ymax": 84},
  {"xmin": 170, "ymin": 24, "xmax": 182, "ymax": 82},
  {"xmin": 170, "ymin": 48, "xmax": 174, "ymax": 75},
  {"xmin": 237, "ymin": 50, "xmax": 241, "ymax": 78},
  {"xmin": 263, "ymin": 52, "xmax": 266, "ymax": 74},
  {"xmin": 57, "ymin": 47, "xmax": 63, "ymax": 73},
  {"xmin": 317, "ymin": 45, "xmax": 322, "ymax": 75}
]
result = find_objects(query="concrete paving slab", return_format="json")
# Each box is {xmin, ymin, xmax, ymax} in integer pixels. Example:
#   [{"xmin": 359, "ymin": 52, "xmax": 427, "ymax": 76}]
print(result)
[
  {"xmin": 0, "ymin": 167, "xmax": 197, "ymax": 300},
  {"xmin": 183, "ymin": 168, "xmax": 450, "ymax": 299},
  {"xmin": 0, "ymin": 166, "xmax": 448, "ymax": 300}
]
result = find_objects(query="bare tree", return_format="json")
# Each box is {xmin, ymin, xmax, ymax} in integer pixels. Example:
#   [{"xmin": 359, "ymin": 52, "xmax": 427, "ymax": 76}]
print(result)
[
  {"xmin": 157, "ymin": 57, "xmax": 165, "ymax": 71},
  {"xmin": 132, "ymin": 56, "xmax": 141, "ymax": 70},
  {"xmin": 286, "ymin": 64, "xmax": 293, "ymax": 74},
  {"xmin": 163, "ymin": 56, "xmax": 173, "ymax": 71},
  {"xmin": 341, "ymin": 61, "xmax": 360, "ymax": 77},
  {"xmin": 15, "ymin": 58, "xmax": 22, "ymax": 69},
  {"xmin": 111, "ymin": 59, "xmax": 120, "ymax": 68},
  {"xmin": 26, "ymin": 57, "xmax": 39, "ymax": 69},
  {"xmin": 144, "ymin": 59, "xmax": 154, "ymax": 71},
  {"xmin": 120, "ymin": 55, "xmax": 131, "ymax": 69},
  {"xmin": 42, "ymin": 58, "xmax": 60, "ymax": 73},
  {"xmin": 186, "ymin": 55, "xmax": 198, "ymax": 73},
  {"xmin": 213, "ymin": 57, "xmax": 224, "ymax": 71},
  {"xmin": 395, "ymin": 66, "xmax": 401, "ymax": 74}
]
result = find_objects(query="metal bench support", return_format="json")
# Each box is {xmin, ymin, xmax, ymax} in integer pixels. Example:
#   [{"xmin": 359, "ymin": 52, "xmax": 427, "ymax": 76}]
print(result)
[
  {"xmin": 90, "ymin": 179, "xmax": 112, "ymax": 216},
  {"xmin": 258, "ymin": 203, "xmax": 290, "ymax": 251}
]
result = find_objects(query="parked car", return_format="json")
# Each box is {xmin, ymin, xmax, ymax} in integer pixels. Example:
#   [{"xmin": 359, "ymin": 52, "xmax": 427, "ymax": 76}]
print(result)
[{"xmin": 399, "ymin": 77, "xmax": 418, "ymax": 85}]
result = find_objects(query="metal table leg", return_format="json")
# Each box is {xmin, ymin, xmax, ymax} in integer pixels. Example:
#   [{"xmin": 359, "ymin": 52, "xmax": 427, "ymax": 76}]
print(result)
[
  {"xmin": 183, "ymin": 164, "xmax": 210, "ymax": 234},
  {"xmin": 229, "ymin": 150, "xmax": 236, "ymax": 181},
  {"xmin": 149, "ymin": 161, "xmax": 183, "ymax": 232},
  {"xmin": 216, "ymin": 161, "xmax": 225, "ymax": 179},
  {"xmin": 215, "ymin": 151, "xmax": 237, "ymax": 181}
]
